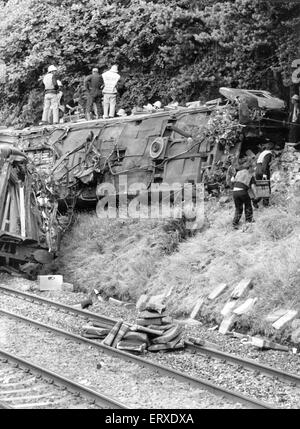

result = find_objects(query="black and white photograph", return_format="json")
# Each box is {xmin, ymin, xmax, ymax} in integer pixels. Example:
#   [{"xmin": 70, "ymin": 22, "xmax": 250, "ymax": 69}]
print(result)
[{"xmin": 0, "ymin": 0, "xmax": 299, "ymax": 416}]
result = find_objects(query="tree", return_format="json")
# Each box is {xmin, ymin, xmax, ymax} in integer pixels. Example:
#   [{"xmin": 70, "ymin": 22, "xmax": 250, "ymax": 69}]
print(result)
[{"xmin": 0, "ymin": 0, "xmax": 299, "ymax": 127}]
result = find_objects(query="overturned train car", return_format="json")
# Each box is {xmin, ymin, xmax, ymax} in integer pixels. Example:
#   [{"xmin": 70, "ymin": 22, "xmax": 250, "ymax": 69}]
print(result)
[
  {"xmin": 0, "ymin": 87, "xmax": 288, "ymax": 276},
  {"xmin": 0, "ymin": 144, "xmax": 55, "ymax": 278},
  {"xmin": 0, "ymin": 88, "xmax": 288, "ymax": 204}
]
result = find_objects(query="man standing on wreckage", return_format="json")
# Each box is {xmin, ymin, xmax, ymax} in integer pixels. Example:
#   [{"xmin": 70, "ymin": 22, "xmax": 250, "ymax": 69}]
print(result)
[{"xmin": 40, "ymin": 65, "xmax": 60, "ymax": 125}]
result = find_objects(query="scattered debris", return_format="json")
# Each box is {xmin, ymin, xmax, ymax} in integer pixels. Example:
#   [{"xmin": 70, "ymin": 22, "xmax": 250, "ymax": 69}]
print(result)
[
  {"xmin": 93, "ymin": 289, "xmax": 105, "ymax": 302},
  {"xmin": 131, "ymin": 325, "xmax": 163, "ymax": 336},
  {"xmin": 264, "ymin": 309, "xmax": 289, "ymax": 323},
  {"xmin": 102, "ymin": 320, "xmax": 123, "ymax": 347},
  {"xmin": 152, "ymin": 325, "xmax": 181, "ymax": 344},
  {"xmin": 124, "ymin": 303, "xmax": 136, "ymax": 309},
  {"xmin": 230, "ymin": 278, "xmax": 253, "ymax": 299},
  {"xmin": 117, "ymin": 342, "xmax": 147, "ymax": 353},
  {"xmin": 221, "ymin": 300, "xmax": 237, "ymax": 316},
  {"xmin": 109, "ymin": 297, "xmax": 126, "ymax": 306},
  {"xmin": 291, "ymin": 319, "xmax": 300, "ymax": 330},
  {"xmin": 62, "ymin": 282, "xmax": 74, "ymax": 292},
  {"xmin": 291, "ymin": 327, "xmax": 300, "ymax": 344},
  {"xmin": 233, "ymin": 297, "xmax": 258, "ymax": 315},
  {"xmin": 180, "ymin": 318, "xmax": 203, "ymax": 326},
  {"xmin": 218, "ymin": 314, "xmax": 236, "ymax": 334},
  {"xmin": 81, "ymin": 326, "xmax": 110, "ymax": 339},
  {"xmin": 95, "ymin": 294, "xmax": 185, "ymax": 353},
  {"xmin": 80, "ymin": 298, "xmax": 93, "ymax": 309},
  {"xmin": 187, "ymin": 337, "xmax": 221, "ymax": 350},
  {"xmin": 219, "ymin": 196, "xmax": 231, "ymax": 204},
  {"xmin": 136, "ymin": 294, "xmax": 149, "ymax": 311},
  {"xmin": 111, "ymin": 323, "xmax": 130, "ymax": 348},
  {"xmin": 38, "ymin": 275, "xmax": 63, "ymax": 291},
  {"xmin": 208, "ymin": 325, "xmax": 218, "ymax": 331},
  {"xmin": 250, "ymin": 336, "xmax": 289, "ymax": 352},
  {"xmin": 231, "ymin": 331, "xmax": 250, "ymax": 340},
  {"xmin": 208, "ymin": 283, "xmax": 228, "ymax": 300},
  {"xmin": 272, "ymin": 310, "xmax": 298, "ymax": 330},
  {"xmin": 189, "ymin": 296, "xmax": 205, "ymax": 320}
]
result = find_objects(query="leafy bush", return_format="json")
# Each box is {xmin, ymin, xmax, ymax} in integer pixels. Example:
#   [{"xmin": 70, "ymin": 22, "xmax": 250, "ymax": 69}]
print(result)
[{"xmin": 0, "ymin": 0, "xmax": 299, "ymax": 127}]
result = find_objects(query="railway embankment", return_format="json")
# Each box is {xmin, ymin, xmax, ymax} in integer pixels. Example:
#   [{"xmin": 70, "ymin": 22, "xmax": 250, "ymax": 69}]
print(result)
[{"xmin": 56, "ymin": 153, "xmax": 300, "ymax": 347}]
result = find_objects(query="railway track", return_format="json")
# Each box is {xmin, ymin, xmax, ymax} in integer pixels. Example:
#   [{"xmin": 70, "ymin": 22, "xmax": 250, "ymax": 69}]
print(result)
[
  {"xmin": 0, "ymin": 305, "xmax": 272, "ymax": 409},
  {"xmin": 0, "ymin": 284, "xmax": 298, "ymax": 389},
  {"xmin": 0, "ymin": 284, "xmax": 298, "ymax": 408},
  {"xmin": 0, "ymin": 284, "xmax": 116, "ymax": 328},
  {"xmin": 184, "ymin": 340, "xmax": 300, "ymax": 388},
  {"xmin": 0, "ymin": 348, "xmax": 127, "ymax": 409}
]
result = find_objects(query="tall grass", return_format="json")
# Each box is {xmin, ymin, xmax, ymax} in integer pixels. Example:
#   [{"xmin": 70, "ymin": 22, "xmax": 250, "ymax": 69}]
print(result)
[{"xmin": 59, "ymin": 201, "xmax": 300, "ymax": 330}]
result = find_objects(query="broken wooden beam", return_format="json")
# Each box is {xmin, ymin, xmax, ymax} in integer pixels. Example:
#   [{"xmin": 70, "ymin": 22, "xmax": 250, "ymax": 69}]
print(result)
[
  {"xmin": 221, "ymin": 300, "xmax": 236, "ymax": 317},
  {"xmin": 189, "ymin": 296, "xmax": 205, "ymax": 319},
  {"xmin": 233, "ymin": 298, "xmax": 257, "ymax": 315},
  {"xmin": 272, "ymin": 310, "xmax": 298, "ymax": 330},
  {"xmin": 208, "ymin": 283, "xmax": 228, "ymax": 300},
  {"xmin": 230, "ymin": 278, "xmax": 253, "ymax": 299},
  {"xmin": 102, "ymin": 320, "xmax": 123, "ymax": 346},
  {"xmin": 218, "ymin": 314, "xmax": 236, "ymax": 334},
  {"xmin": 152, "ymin": 325, "xmax": 181, "ymax": 344},
  {"xmin": 111, "ymin": 323, "xmax": 130, "ymax": 348},
  {"xmin": 250, "ymin": 337, "xmax": 289, "ymax": 352}
]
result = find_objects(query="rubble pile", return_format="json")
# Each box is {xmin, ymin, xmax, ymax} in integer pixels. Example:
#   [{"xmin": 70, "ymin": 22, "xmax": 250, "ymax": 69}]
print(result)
[{"xmin": 81, "ymin": 294, "xmax": 185, "ymax": 353}]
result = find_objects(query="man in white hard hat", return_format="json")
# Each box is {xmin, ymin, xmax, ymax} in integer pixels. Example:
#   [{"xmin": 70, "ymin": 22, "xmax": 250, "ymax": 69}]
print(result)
[
  {"xmin": 102, "ymin": 64, "xmax": 120, "ymax": 119},
  {"xmin": 289, "ymin": 94, "xmax": 300, "ymax": 143},
  {"xmin": 117, "ymin": 108, "xmax": 127, "ymax": 117},
  {"xmin": 40, "ymin": 65, "xmax": 59, "ymax": 125},
  {"xmin": 153, "ymin": 101, "xmax": 162, "ymax": 110}
]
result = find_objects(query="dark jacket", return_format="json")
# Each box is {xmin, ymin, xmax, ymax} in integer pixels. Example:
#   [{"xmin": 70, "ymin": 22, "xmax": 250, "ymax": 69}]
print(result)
[{"xmin": 85, "ymin": 73, "xmax": 102, "ymax": 95}]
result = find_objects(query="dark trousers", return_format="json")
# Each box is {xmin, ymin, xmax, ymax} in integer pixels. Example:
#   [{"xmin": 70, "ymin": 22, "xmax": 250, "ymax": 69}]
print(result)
[
  {"xmin": 233, "ymin": 190, "xmax": 253, "ymax": 226},
  {"xmin": 86, "ymin": 93, "xmax": 102, "ymax": 120},
  {"xmin": 289, "ymin": 124, "xmax": 300, "ymax": 143}
]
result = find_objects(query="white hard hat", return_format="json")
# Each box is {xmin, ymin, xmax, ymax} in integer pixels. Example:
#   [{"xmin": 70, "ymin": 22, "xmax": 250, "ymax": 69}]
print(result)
[
  {"xmin": 153, "ymin": 101, "xmax": 162, "ymax": 109},
  {"xmin": 110, "ymin": 65, "xmax": 118, "ymax": 73},
  {"xmin": 48, "ymin": 65, "xmax": 57, "ymax": 73},
  {"xmin": 117, "ymin": 109, "xmax": 126, "ymax": 116},
  {"xmin": 292, "ymin": 94, "xmax": 299, "ymax": 101}
]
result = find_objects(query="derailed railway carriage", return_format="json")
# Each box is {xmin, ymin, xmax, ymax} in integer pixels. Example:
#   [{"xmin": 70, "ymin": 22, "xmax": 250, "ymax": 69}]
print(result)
[
  {"xmin": 0, "ymin": 87, "xmax": 288, "ymax": 277},
  {"xmin": 0, "ymin": 144, "xmax": 54, "ymax": 278}
]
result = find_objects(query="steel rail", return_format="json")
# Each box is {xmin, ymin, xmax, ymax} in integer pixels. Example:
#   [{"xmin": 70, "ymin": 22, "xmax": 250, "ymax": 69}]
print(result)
[
  {"xmin": 0, "ymin": 348, "xmax": 127, "ymax": 409},
  {"xmin": 0, "ymin": 284, "xmax": 116, "ymax": 327},
  {"xmin": 0, "ymin": 308, "xmax": 273, "ymax": 409},
  {"xmin": 1, "ymin": 286, "xmax": 297, "ymax": 391},
  {"xmin": 185, "ymin": 341, "xmax": 300, "ymax": 387}
]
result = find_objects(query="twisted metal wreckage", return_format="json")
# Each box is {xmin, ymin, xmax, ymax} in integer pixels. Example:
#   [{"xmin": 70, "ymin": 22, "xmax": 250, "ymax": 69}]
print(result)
[{"xmin": 0, "ymin": 88, "xmax": 288, "ymax": 278}]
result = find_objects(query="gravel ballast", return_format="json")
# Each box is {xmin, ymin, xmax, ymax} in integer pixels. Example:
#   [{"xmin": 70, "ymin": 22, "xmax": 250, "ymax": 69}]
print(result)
[
  {"xmin": 0, "ymin": 314, "xmax": 243, "ymax": 409},
  {"xmin": 1, "ymin": 274, "xmax": 299, "ymax": 409}
]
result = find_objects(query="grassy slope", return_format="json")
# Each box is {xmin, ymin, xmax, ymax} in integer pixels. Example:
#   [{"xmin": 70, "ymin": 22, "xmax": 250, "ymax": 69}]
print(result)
[{"xmin": 59, "ymin": 199, "xmax": 300, "ymax": 338}]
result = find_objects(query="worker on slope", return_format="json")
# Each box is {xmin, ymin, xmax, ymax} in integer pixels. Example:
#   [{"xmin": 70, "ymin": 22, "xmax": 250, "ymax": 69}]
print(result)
[
  {"xmin": 40, "ymin": 65, "xmax": 59, "ymax": 125},
  {"xmin": 253, "ymin": 142, "xmax": 274, "ymax": 208},
  {"xmin": 102, "ymin": 64, "xmax": 120, "ymax": 119},
  {"xmin": 231, "ymin": 161, "xmax": 256, "ymax": 229},
  {"xmin": 288, "ymin": 94, "xmax": 300, "ymax": 144},
  {"xmin": 84, "ymin": 67, "xmax": 102, "ymax": 121}
]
